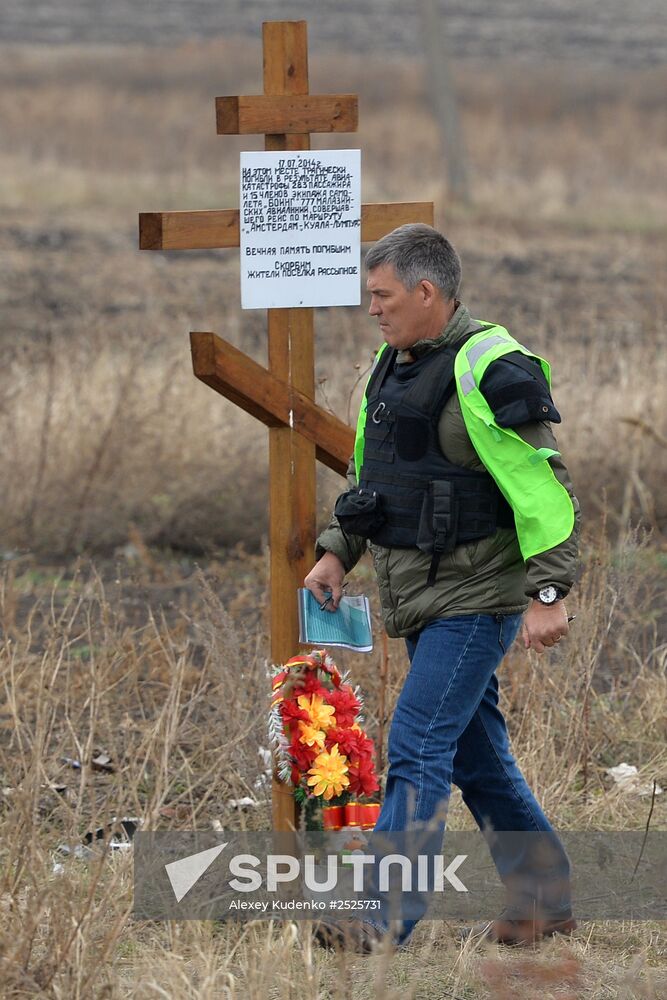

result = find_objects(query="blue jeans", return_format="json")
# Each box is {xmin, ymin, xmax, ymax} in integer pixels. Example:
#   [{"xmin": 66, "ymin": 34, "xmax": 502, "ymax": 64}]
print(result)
[{"xmin": 371, "ymin": 613, "xmax": 571, "ymax": 940}]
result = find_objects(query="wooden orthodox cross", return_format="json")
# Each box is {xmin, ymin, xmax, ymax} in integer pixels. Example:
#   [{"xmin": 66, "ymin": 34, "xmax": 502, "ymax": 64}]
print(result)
[{"xmin": 139, "ymin": 21, "xmax": 433, "ymax": 830}]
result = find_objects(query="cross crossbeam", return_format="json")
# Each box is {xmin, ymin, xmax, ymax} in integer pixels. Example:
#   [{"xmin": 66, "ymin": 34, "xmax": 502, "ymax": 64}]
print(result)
[
  {"xmin": 216, "ymin": 94, "xmax": 358, "ymax": 134},
  {"xmin": 139, "ymin": 202, "xmax": 434, "ymax": 251},
  {"xmin": 190, "ymin": 331, "xmax": 354, "ymax": 475}
]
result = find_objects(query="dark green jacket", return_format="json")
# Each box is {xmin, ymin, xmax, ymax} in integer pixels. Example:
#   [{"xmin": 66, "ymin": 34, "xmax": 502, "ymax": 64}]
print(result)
[{"xmin": 315, "ymin": 303, "xmax": 581, "ymax": 639}]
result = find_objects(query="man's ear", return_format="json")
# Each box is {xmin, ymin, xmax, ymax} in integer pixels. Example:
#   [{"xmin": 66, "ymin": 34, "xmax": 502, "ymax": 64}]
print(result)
[{"xmin": 419, "ymin": 279, "xmax": 438, "ymax": 306}]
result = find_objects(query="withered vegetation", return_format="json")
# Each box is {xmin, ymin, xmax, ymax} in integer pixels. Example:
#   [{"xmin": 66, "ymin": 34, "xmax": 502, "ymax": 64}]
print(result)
[{"xmin": 0, "ymin": 38, "xmax": 665, "ymax": 999}]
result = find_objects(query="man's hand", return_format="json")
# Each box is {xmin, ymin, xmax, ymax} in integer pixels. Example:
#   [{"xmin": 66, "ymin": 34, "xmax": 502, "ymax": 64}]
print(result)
[
  {"xmin": 522, "ymin": 599, "xmax": 569, "ymax": 653},
  {"xmin": 304, "ymin": 552, "xmax": 346, "ymax": 612}
]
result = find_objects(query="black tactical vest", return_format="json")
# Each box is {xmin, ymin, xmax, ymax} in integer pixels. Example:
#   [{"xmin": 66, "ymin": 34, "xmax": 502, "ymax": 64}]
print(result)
[{"xmin": 339, "ymin": 337, "xmax": 514, "ymax": 580}]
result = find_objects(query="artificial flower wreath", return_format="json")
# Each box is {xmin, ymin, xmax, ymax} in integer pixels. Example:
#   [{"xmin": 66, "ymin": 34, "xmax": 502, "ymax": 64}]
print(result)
[{"xmin": 269, "ymin": 649, "xmax": 380, "ymax": 808}]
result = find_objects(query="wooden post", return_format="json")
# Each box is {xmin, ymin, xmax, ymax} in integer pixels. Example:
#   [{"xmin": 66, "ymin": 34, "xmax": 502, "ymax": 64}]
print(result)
[
  {"xmin": 263, "ymin": 22, "xmax": 314, "ymax": 831},
  {"xmin": 138, "ymin": 20, "xmax": 435, "ymax": 831}
]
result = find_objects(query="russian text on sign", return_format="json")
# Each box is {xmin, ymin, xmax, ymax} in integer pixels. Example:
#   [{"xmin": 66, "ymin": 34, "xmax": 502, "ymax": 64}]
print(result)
[{"xmin": 240, "ymin": 149, "xmax": 361, "ymax": 309}]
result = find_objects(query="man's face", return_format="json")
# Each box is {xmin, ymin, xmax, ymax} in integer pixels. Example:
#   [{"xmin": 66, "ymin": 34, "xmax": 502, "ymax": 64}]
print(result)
[{"xmin": 366, "ymin": 263, "xmax": 432, "ymax": 351}]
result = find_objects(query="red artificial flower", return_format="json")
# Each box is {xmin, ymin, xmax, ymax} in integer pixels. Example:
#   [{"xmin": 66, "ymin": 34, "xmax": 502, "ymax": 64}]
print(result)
[
  {"xmin": 347, "ymin": 753, "xmax": 380, "ymax": 797},
  {"xmin": 294, "ymin": 673, "xmax": 329, "ymax": 696},
  {"xmin": 352, "ymin": 729, "xmax": 376, "ymax": 758},
  {"xmin": 326, "ymin": 725, "xmax": 365, "ymax": 759},
  {"xmin": 279, "ymin": 700, "xmax": 310, "ymax": 725},
  {"xmin": 324, "ymin": 685, "xmax": 360, "ymax": 727},
  {"xmin": 289, "ymin": 735, "xmax": 319, "ymax": 773}
]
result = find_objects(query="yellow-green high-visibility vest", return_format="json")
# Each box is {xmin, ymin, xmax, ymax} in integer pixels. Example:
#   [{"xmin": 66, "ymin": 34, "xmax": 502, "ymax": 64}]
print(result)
[
  {"xmin": 353, "ymin": 343, "xmax": 389, "ymax": 483},
  {"xmin": 454, "ymin": 325, "xmax": 574, "ymax": 559}
]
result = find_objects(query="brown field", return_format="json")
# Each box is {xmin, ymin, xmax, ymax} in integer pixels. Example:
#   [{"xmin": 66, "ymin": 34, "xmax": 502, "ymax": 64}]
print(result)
[{"xmin": 0, "ymin": 38, "xmax": 666, "ymax": 998}]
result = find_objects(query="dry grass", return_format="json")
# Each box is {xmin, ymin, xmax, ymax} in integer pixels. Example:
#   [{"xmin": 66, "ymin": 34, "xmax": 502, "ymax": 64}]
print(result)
[
  {"xmin": 1, "ymin": 37, "xmax": 666, "ymax": 999},
  {"xmin": 0, "ymin": 534, "xmax": 665, "ymax": 997}
]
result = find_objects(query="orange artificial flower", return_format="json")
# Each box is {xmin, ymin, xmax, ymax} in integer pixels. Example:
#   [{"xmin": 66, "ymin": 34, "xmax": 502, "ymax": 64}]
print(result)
[
  {"xmin": 297, "ymin": 693, "xmax": 335, "ymax": 732},
  {"xmin": 307, "ymin": 743, "xmax": 350, "ymax": 800},
  {"xmin": 298, "ymin": 721, "xmax": 326, "ymax": 749}
]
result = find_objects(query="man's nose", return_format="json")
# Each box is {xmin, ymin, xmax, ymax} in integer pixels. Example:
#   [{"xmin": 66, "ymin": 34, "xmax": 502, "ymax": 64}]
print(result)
[{"xmin": 368, "ymin": 296, "xmax": 381, "ymax": 316}]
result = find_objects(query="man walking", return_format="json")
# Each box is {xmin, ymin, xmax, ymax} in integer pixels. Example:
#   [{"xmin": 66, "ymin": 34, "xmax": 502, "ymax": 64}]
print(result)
[{"xmin": 305, "ymin": 224, "xmax": 580, "ymax": 950}]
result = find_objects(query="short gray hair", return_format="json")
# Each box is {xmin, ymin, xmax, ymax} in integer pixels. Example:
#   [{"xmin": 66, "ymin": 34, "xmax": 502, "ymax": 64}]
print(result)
[{"xmin": 365, "ymin": 224, "xmax": 461, "ymax": 299}]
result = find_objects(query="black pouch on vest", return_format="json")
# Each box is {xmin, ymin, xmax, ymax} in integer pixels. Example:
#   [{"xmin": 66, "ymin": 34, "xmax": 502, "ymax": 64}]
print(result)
[
  {"xmin": 416, "ymin": 481, "xmax": 460, "ymax": 585},
  {"xmin": 334, "ymin": 489, "xmax": 385, "ymax": 537}
]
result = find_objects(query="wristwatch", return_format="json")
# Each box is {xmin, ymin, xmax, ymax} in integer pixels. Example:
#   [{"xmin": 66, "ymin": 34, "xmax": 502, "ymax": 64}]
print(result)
[{"xmin": 534, "ymin": 585, "xmax": 565, "ymax": 605}]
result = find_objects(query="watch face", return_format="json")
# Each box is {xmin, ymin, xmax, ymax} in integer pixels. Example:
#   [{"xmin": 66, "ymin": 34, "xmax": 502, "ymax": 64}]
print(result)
[{"xmin": 539, "ymin": 586, "xmax": 559, "ymax": 604}]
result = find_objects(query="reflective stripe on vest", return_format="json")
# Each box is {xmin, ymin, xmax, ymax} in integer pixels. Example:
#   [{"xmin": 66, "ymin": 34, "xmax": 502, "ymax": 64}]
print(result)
[{"xmin": 454, "ymin": 325, "xmax": 574, "ymax": 560}]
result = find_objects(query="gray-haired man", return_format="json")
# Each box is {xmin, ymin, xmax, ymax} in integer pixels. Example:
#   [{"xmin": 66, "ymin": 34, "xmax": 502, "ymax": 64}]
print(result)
[{"xmin": 306, "ymin": 224, "xmax": 580, "ymax": 950}]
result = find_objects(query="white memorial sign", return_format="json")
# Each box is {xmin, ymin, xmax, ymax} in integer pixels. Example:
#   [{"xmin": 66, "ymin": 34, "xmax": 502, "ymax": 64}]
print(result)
[{"xmin": 240, "ymin": 149, "xmax": 361, "ymax": 310}]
